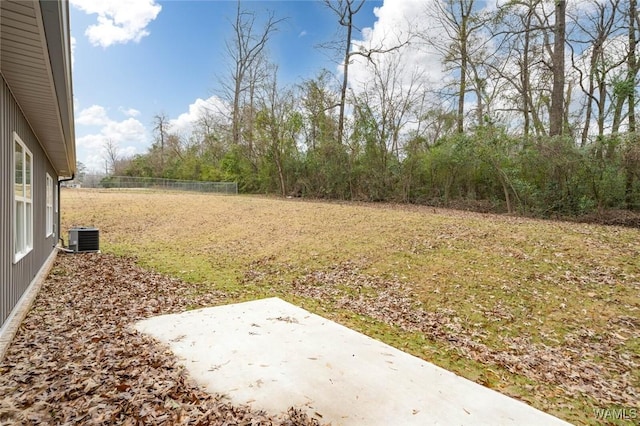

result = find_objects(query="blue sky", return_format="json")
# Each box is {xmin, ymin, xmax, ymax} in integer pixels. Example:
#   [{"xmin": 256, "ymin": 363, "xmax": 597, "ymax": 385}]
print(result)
[{"xmin": 70, "ymin": 0, "xmax": 386, "ymax": 172}]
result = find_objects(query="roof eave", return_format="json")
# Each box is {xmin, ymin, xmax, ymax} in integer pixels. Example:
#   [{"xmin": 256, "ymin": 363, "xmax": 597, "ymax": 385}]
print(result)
[
  {"xmin": 0, "ymin": 0, "xmax": 76, "ymax": 177},
  {"xmin": 40, "ymin": 0, "xmax": 75, "ymax": 177}
]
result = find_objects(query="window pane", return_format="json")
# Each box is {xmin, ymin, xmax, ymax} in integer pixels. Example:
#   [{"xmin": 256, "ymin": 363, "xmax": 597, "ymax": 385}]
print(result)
[
  {"xmin": 46, "ymin": 177, "xmax": 52, "ymax": 204},
  {"xmin": 46, "ymin": 175, "xmax": 53, "ymax": 236},
  {"xmin": 25, "ymin": 153, "xmax": 32, "ymax": 199},
  {"xmin": 26, "ymin": 202, "xmax": 32, "ymax": 249},
  {"xmin": 15, "ymin": 201, "xmax": 24, "ymax": 253},
  {"xmin": 46, "ymin": 205, "xmax": 52, "ymax": 235},
  {"xmin": 15, "ymin": 142, "xmax": 23, "ymax": 197}
]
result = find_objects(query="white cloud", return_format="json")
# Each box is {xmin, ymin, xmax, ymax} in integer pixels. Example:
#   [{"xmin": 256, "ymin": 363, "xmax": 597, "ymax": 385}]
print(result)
[
  {"xmin": 75, "ymin": 105, "xmax": 148, "ymax": 172},
  {"xmin": 75, "ymin": 97, "xmax": 232, "ymax": 172},
  {"xmin": 70, "ymin": 0, "xmax": 161, "ymax": 48},
  {"xmin": 103, "ymin": 118, "xmax": 147, "ymax": 141},
  {"xmin": 170, "ymin": 96, "xmax": 229, "ymax": 136},
  {"xmin": 76, "ymin": 133, "xmax": 108, "ymax": 152},
  {"xmin": 120, "ymin": 107, "xmax": 141, "ymax": 117},
  {"xmin": 299, "ymin": 30, "xmax": 308, "ymax": 37},
  {"xmin": 76, "ymin": 105, "xmax": 110, "ymax": 126},
  {"xmin": 348, "ymin": 0, "xmax": 445, "ymax": 91}
]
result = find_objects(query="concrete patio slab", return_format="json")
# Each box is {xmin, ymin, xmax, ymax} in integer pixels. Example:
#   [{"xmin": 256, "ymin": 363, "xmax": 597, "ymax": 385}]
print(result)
[{"xmin": 134, "ymin": 297, "xmax": 570, "ymax": 425}]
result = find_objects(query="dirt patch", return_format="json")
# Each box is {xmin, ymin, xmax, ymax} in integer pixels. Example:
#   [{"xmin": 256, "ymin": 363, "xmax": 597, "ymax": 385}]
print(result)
[{"xmin": 0, "ymin": 253, "xmax": 324, "ymax": 426}]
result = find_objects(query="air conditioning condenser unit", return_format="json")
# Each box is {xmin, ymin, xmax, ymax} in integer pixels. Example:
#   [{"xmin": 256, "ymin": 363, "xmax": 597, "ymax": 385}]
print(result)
[{"xmin": 68, "ymin": 227, "xmax": 100, "ymax": 253}]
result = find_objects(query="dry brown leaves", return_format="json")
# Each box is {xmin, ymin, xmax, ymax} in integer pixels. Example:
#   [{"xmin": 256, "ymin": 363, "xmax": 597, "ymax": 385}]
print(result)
[
  {"xmin": 272, "ymin": 260, "xmax": 639, "ymax": 408},
  {"xmin": 0, "ymin": 253, "xmax": 323, "ymax": 426}
]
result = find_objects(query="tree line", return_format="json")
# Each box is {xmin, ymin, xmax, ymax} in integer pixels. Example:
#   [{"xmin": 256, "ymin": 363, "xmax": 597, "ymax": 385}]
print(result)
[{"xmin": 108, "ymin": 0, "xmax": 640, "ymax": 218}]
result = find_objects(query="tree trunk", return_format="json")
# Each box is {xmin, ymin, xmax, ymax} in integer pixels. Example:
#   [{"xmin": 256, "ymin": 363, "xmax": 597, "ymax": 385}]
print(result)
[
  {"xmin": 522, "ymin": 18, "xmax": 531, "ymax": 137},
  {"xmin": 626, "ymin": 0, "xmax": 638, "ymax": 208},
  {"xmin": 549, "ymin": 0, "xmax": 566, "ymax": 136},
  {"xmin": 338, "ymin": 16, "xmax": 352, "ymax": 146},
  {"xmin": 457, "ymin": 35, "xmax": 467, "ymax": 134},
  {"xmin": 501, "ymin": 174, "xmax": 513, "ymax": 214},
  {"xmin": 233, "ymin": 76, "xmax": 241, "ymax": 146},
  {"xmin": 628, "ymin": 0, "xmax": 637, "ymax": 133},
  {"xmin": 276, "ymin": 153, "xmax": 286, "ymax": 197},
  {"xmin": 455, "ymin": 2, "xmax": 472, "ymax": 134},
  {"xmin": 611, "ymin": 95, "xmax": 626, "ymax": 134},
  {"xmin": 232, "ymin": 1, "xmax": 243, "ymax": 146}
]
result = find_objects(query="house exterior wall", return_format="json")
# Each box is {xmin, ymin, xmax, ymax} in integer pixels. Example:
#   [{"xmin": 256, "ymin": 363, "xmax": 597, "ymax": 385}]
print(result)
[{"xmin": 1, "ymin": 75, "xmax": 59, "ymax": 328}]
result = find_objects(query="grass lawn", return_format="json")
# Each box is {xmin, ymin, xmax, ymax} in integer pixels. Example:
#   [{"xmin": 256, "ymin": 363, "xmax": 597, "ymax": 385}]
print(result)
[{"xmin": 61, "ymin": 188, "xmax": 640, "ymax": 425}]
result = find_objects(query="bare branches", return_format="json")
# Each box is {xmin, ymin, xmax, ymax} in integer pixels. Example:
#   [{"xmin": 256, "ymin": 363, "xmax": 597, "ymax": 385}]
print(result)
[
  {"xmin": 323, "ymin": 0, "xmax": 365, "ymax": 28},
  {"xmin": 350, "ymin": 33, "xmax": 412, "ymax": 65},
  {"xmin": 420, "ymin": 0, "xmax": 490, "ymax": 133},
  {"xmin": 102, "ymin": 139, "xmax": 120, "ymax": 175},
  {"xmin": 321, "ymin": 0, "xmax": 412, "ymax": 145},
  {"xmin": 222, "ymin": 1, "xmax": 285, "ymax": 146}
]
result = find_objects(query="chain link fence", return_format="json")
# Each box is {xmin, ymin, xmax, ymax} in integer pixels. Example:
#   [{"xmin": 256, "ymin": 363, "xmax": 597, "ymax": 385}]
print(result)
[{"xmin": 78, "ymin": 175, "xmax": 238, "ymax": 194}]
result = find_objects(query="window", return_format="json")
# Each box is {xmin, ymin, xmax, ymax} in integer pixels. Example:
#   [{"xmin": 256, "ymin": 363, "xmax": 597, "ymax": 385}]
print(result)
[
  {"xmin": 14, "ymin": 133, "xmax": 33, "ymax": 262},
  {"xmin": 46, "ymin": 173, "xmax": 53, "ymax": 237}
]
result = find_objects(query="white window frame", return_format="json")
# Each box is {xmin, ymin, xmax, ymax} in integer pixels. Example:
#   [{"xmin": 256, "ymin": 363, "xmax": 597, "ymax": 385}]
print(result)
[
  {"xmin": 14, "ymin": 132, "xmax": 33, "ymax": 263},
  {"xmin": 46, "ymin": 173, "xmax": 54, "ymax": 237}
]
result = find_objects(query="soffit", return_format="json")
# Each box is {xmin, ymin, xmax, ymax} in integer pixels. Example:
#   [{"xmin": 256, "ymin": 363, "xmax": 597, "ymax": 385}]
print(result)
[{"xmin": 1, "ymin": 0, "xmax": 75, "ymax": 176}]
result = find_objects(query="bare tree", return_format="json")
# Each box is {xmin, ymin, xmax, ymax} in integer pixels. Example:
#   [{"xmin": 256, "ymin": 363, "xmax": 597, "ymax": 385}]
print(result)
[
  {"xmin": 103, "ymin": 139, "xmax": 120, "ymax": 175},
  {"xmin": 349, "ymin": 50, "xmax": 426, "ymax": 200},
  {"xmin": 322, "ymin": 0, "xmax": 410, "ymax": 144},
  {"xmin": 490, "ymin": 0, "xmax": 566, "ymax": 137},
  {"xmin": 192, "ymin": 110, "xmax": 228, "ymax": 162},
  {"xmin": 323, "ymin": 0, "xmax": 365, "ymax": 145},
  {"xmin": 610, "ymin": 0, "xmax": 640, "ymax": 135},
  {"xmin": 153, "ymin": 113, "xmax": 170, "ymax": 173},
  {"xmin": 359, "ymin": 50, "xmax": 425, "ymax": 158},
  {"xmin": 166, "ymin": 134, "xmax": 184, "ymax": 161},
  {"xmin": 430, "ymin": 0, "xmax": 486, "ymax": 134},
  {"xmin": 569, "ymin": 0, "xmax": 624, "ymax": 145},
  {"xmin": 519, "ymin": 1, "xmax": 542, "ymax": 136},
  {"xmin": 490, "ymin": 0, "xmax": 548, "ymax": 136},
  {"xmin": 255, "ymin": 65, "xmax": 301, "ymax": 197},
  {"xmin": 222, "ymin": 1, "xmax": 283, "ymax": 147},
  {"xmin": 299, "ymin": 69, "xmax": 339, "ymax": 151}
]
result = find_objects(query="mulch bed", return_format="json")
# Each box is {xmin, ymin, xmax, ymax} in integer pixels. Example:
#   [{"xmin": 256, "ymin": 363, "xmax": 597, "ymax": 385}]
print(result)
[{"xmin": 0, "ymin": 253, "xmax": 324, "ymax": 425}]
